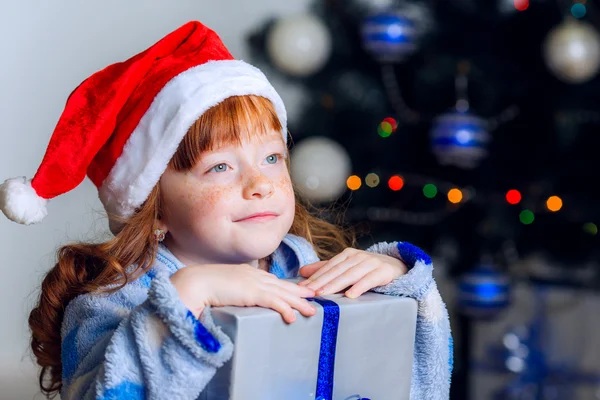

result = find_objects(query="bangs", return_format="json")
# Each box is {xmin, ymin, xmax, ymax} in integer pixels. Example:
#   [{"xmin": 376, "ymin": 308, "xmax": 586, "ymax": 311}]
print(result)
[{"xmin": 169, "ymin": 95, "xmax": 283, "ymax": 171}]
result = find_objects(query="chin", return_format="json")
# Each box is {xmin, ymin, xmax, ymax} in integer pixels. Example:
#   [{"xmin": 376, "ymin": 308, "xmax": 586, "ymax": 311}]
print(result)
[{"xmin": 236, "ymin": 233, "xmax": 286, "ymax": 261}]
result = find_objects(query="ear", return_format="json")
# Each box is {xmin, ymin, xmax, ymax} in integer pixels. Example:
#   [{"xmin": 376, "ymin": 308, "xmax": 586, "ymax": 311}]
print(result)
[{"xmin": 156, "ymin": 215, "xmax": 168, "ymax": 234}]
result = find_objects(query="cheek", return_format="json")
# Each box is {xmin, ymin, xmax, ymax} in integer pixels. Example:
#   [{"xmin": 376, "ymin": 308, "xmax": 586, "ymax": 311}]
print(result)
[
  {"xmin": 275, "ymin": 175, "xmax": 296, "ymax": 218},
  {"xmin": 275, "ymin": 174, "xmax": 294, "ymax": 198},
  {"xmin": 179, "ymin": 177, "xmax": 237, "ymax": 218}
]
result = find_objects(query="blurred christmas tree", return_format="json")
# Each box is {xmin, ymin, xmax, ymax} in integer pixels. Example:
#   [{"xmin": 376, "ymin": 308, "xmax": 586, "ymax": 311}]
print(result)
[{"xmin": 247, "ymin": 0, "xmax": 600, "ymax": 280}]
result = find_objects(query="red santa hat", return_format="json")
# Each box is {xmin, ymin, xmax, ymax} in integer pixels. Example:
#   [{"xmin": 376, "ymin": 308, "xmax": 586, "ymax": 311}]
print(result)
[{"xmin": 0, "ymin": 21, "xmax": 287, "ymax": 233}]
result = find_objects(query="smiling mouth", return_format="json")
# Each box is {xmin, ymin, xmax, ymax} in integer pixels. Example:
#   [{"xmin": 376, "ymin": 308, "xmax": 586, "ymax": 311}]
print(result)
[{"xmin": 234, "ymin": 212, "xmax": 279, "ymax": 222}]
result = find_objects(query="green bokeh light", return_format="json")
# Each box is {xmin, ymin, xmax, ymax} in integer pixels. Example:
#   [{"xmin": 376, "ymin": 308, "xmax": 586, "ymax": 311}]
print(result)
[
  {"xmin": 377, "ymin": 123, "xmax": 392, "ymax": 138},
  {"xmin": 583, "ymin": 222, "xmax": 598, "ymax": 236},
  {"xmin": 423, "ymin": 184, "xmax": 438, "ymax": 198},
  {"xmin": 519, "ymin": 210, "xmax": 535, "ymax": 225}
]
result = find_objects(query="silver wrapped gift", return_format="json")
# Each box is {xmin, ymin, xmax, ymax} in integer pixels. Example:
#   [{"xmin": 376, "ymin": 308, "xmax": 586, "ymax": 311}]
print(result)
[{"xmin": 200, "ymin": 286, "xmax": 417, "ymax": 400}]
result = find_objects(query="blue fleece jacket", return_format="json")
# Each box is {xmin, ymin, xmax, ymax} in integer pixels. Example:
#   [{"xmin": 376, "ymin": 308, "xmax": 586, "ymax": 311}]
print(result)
[{"xmin": 60, "ymin": 234, "xmax": 452, "ymax": 400}]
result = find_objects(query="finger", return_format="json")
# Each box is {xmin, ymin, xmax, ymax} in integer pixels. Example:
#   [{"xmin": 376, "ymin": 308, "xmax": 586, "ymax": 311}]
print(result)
[
  {"xmin": 261, "ymin": 294, "xmax": 298, "ymax": 323},
  {"xmin": 307, "ymin": 253, "xmax": 368, "ymax": 291},
  {"xmin": 273, "ymin": 278, "xmax": 316, "ymax": 298},
  {"xmin": 316, "ymin": 259, "xmax": 377, "ymax": 296},
  {"xmin": 303, "ymin": 249, "xmax": 354, "ymax": 283},
  {"xmin": 270, "ymin": 286, "xmax": 317, "ymax": 318},
  {"xmin": 345, "ymin": 268, "xmax": 392, "ymax": 299},
  {"xmin": 299, "ymin": 261, "xmax": 333, "ymax": 285},
  {"xmin": 298, "ymin": 261, "xmax": 327, "ymax": 280}
]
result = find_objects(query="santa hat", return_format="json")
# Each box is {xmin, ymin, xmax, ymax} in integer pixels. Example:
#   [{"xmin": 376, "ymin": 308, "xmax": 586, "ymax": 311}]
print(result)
[{"xmin": 0, "ymin": 21, "xmax": 287, "ymax": 233}]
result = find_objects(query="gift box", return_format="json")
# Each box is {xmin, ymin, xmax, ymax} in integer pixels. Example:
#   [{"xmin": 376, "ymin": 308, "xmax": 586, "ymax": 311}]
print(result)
[{"xmin": 200, "ymin": 284, "xmax": 417, "ymax": 400}]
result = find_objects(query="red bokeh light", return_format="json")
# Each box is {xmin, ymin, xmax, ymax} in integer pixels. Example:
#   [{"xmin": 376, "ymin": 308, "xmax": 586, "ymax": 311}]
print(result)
[
  {"xmin": 506, "ymin": 189, "xmax": 522, "ymax": 205},
  {"xmin": 388, "ymin": 175, "xmax": 404, "ymax": 191},
  {"xmin": 383, "ymin": 117, "xmax": 398, "ymax": 132},
  {"xmin": 514, "ymin": 0, "xmax": 529, "ymax": 11}
]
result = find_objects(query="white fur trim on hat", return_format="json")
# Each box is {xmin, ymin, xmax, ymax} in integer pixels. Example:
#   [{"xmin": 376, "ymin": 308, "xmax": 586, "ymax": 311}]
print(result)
[
  {"xmin": 0, "ymin": 177, "xmax": 48, "ymax": 224},
  {"xmin": 99, "ymin": 59, "xmax": 287, "ymax": 233}
]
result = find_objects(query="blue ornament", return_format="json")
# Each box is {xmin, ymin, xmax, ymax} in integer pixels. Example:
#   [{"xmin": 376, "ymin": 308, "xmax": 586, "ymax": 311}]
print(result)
[
  {"xmin": 458, "ymin": 264, "xmax": 510, "ymax": 319},
  {"xmin": 430, "ymin": 110, "xmax": 490, "ymax": 169},
  {"xmin": 361, "ymin": 11, "xmax": 418, "ymax": 62}
]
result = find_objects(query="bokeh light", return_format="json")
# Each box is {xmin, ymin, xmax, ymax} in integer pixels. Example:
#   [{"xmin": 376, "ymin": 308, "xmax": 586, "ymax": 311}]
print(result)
[
  {"xmin": 514, "ymin": 0, "xmax": 529, "ymax": 11},
  {"xmin": 448, "ymin": 188, "xmax": 463, "ymax": 204},
  {"xmin": 583, "ymin": 222, "xmax": 598, "ymax": 235},
  {"xmin": 546, "ymin": 195, "xmax": 563, "ymax": 212},
  {"xmin": 388, "ymin": 175, "xmax": 404, "ymax": 191},
  {"xmin": 519, "ymin": 210, "xmax": 535, "ymax": 225},
  {"xmin": 377, "ymin": 123, "xmax": 392, "ymax": 138},
  {"xmin": 383, "ymin": 117, "xmax": 398, "ymax": 132},
  {"xmin": 571, "ymin": 3, "xmax": 587, "ymax": 19},
  {"xmin": 346, "ymin": 175, "xmax": 362, "ymax": 190},
  {"xmin": 506, "ymin": 189, "xmax": 522, "ymax": 205},
  {"xmin": 366, "ymin": 173, "xmax": 380, "ymax": 188},
  {"xmin": 423, "ymin": 184, "xmax": 438, "ymax": 198}
]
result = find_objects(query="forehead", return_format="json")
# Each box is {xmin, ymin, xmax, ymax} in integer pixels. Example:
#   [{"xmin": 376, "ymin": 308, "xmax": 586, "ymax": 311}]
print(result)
[{"xmin": 211, "ymin": 129, "xmax": 285, "ymax": 150}]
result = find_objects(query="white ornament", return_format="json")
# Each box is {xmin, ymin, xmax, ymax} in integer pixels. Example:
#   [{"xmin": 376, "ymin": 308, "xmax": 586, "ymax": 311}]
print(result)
[
  {"xmin": 267, "ymin": 14, "xmax": 332, "ymax": 77},
  {"xmin": 290, "ymin": 137, "xmax": 352, "ymax": 203},
  {"xmin": 543, "ymin": 19, "xmax": 600, "ymax": 84}
]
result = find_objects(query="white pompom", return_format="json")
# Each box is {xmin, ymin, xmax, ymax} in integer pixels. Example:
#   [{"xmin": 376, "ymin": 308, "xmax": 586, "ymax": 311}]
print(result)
[{"xmin": 0, "ymin": 177, "xmax": 48, "ymax": 224}]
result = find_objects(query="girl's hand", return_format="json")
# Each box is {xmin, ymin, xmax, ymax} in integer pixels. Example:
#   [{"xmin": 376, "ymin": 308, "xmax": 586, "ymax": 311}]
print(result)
[
  {"xmin": 298, "ymin": 248, "xmax": 408, "ymax": 298},
  {"xmin": 170, "ymin": 264, "xmax": 317, "ymax": 323}
]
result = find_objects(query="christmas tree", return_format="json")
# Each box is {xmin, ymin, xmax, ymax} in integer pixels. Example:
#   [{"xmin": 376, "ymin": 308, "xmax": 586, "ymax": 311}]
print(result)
[
  {"xmin": 248, "ymin": 0, "xmax": 600, "ymax": 276},
  {"xmin": 248, "ymin": 1, "xmax": 600, "ymax": 397}
]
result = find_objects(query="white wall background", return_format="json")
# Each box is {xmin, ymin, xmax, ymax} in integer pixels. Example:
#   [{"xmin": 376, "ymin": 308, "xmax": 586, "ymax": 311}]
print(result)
[{"xmin": 0, "ymin": 1, "xmax": 310, "ymax": 398}]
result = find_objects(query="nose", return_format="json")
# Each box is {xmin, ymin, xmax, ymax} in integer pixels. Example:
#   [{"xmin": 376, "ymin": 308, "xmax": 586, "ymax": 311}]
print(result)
[{"xmin": 242, "ymin": 168, "xmax": 274, "ymax": 200}]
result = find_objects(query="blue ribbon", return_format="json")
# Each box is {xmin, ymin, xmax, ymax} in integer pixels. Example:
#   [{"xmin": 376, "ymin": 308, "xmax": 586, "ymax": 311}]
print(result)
[
  {"xmin": 307, "ymin": 298, "xmax": 371, "ymax": 400},
  {"xmin": 308, "ymin": 298, "xmax": 340, "ymax": 400}
]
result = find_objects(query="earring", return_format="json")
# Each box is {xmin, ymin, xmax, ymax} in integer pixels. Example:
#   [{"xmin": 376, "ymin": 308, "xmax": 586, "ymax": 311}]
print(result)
[{"xmin": 153, "ymin": 229, "xmax": 166, "ymax": 242}]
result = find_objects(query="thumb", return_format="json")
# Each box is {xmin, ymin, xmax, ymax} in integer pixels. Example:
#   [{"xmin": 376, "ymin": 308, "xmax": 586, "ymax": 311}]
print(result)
[{"xmin": 299, "ymin": 260, "xmax": 327, "ymax": 278}]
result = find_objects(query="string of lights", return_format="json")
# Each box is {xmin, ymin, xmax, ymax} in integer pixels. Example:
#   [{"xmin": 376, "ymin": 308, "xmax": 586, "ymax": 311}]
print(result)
[{"xmin": 343, "ymin": 169, "xmax": 598, "ymax": 234}]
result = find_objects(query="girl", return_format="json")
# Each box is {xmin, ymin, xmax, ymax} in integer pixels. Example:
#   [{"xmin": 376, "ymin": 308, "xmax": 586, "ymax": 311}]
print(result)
[{"xmin": 0, "ymin": 21, "xmax": 452, "ymax": 399}]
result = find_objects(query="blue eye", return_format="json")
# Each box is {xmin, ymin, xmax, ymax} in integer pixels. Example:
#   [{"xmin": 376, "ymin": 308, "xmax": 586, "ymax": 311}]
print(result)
[
  {"xmin": 265, "ymin": 154, "xmax": 279, "ymax": 164},
  {"xmin": 210, "ymin": 163, "xmax": 228, "ymax": 173}
]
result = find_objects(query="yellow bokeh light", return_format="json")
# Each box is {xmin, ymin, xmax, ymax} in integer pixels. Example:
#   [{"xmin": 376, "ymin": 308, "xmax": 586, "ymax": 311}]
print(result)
[
  {"xmin": 365, "ymin": 173, "xmax": 380, "ymax": 188},
  {"xmin": 347, "ymin": 175, "xmax": 362, "ymax": 191},
  {"xmin": 447, "ymin": 188, "xmax": 463, "ymax": 204},
  {"xmin": 546, "ymin": 195, "xmax": 562, "ymax": 212}
]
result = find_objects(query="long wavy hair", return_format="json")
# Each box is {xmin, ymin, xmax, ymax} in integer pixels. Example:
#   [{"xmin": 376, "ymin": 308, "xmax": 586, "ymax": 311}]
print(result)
[{"xmin": 28, "ymin": 95, "xmax": 355, "ymax": 398}]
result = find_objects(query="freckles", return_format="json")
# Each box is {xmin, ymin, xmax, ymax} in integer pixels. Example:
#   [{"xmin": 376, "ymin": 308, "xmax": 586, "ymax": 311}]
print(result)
[
  {"xmin": 203, "ymin": 187, "xmax": 234, "ymax": 208},
  {"xmin": 183, "ymin": 176, "xmax": 236, "ymax": 212},
  {"xmin": 276, "ymin": 176, "xmax": 294, "ymax": 196}
]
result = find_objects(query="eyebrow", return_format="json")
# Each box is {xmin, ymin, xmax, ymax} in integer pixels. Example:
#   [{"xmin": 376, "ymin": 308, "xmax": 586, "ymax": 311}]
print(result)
[
  {"xmin": 199, "ymin": 138, "xmax": 284, "ymax": 159},
  {"xmin": 257, "ymin": 136, "xmax": 285, "ymax": 145}
]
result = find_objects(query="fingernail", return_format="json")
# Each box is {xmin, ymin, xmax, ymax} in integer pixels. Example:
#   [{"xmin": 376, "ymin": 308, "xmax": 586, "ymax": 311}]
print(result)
[{"xmin": 316, "ymin": 288, "xmax": 324, "ymax": 295}]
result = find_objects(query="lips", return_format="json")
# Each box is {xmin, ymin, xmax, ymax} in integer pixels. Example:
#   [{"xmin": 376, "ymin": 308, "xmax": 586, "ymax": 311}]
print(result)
[{"xmin": 234, "ymin": 211, "xmax": 279, "ymax": 222}]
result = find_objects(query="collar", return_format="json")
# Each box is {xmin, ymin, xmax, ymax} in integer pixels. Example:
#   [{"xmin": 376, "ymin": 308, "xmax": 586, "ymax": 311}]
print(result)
[{"xmin": 154, "ymin": 234, "xmax": 319, "ymax": 279}]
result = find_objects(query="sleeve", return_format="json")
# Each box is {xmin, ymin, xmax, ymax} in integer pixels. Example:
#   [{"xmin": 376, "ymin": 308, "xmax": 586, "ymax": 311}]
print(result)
[
  {"xmin": 365, "ymin": 241, "xmax": 453, "ymax": 400},
  {"xmin": 60, "ymin": 270, "xmax": 233, "ymax": 400}
]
